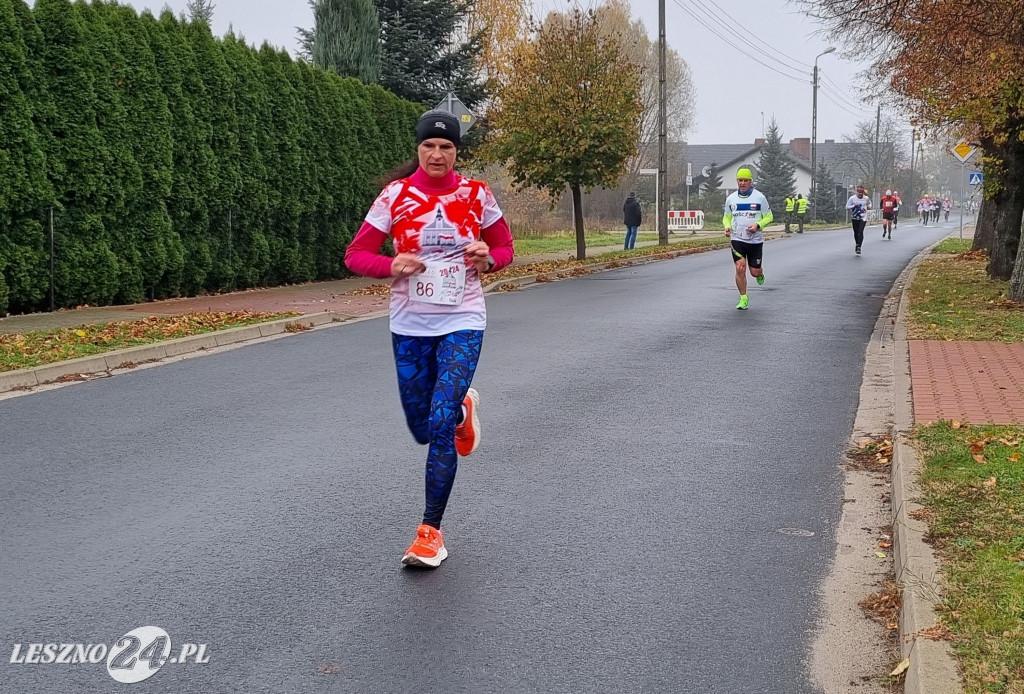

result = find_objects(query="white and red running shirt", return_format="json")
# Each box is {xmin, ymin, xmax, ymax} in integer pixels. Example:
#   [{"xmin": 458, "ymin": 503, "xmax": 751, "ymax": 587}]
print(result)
[{"xmin": 358, "ymin": 169, "xmax": 509, "ymax": 336}]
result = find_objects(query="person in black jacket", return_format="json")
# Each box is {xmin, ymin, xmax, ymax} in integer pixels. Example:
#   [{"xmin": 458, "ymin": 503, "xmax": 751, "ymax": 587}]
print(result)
[{"xmin": 623, "ymin": 192, "xmax": 642, "ymax": 249}]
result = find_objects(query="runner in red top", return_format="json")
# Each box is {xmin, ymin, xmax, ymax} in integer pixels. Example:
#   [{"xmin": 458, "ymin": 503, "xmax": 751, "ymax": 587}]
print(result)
[
  {"xmin": 880, "ymin": 189, "xmax": 898, "ymax": 239},
  {"xmin": 345, "ymin": 110, "xmax": 514, "ymax": 568}
]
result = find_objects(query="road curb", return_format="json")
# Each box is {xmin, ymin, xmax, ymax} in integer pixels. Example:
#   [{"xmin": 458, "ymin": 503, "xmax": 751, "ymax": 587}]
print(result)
[
  {"xmin": 0, "ymin": 311, "xmax": 348, "ymax": 395},
  {"xmin": 891, "ymin": 243, "xmax": 963, "ymax": 694}
]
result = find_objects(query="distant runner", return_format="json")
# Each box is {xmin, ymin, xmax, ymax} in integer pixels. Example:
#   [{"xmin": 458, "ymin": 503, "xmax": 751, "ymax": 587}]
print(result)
[
  {"xmin": 880, "ymin": 189, "xmax": 898, "ymax": 239},
  {"xmin": 845, "ymin": 185, "xmax": 871, "ymax": 255},
  {"xmin": 723, "ymin": 166, "xmax": 772, "ymax": 310}
]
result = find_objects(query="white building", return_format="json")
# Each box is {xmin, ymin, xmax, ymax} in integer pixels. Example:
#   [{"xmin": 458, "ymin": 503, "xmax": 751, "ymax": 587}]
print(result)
[{"xmin": 683, "ymin": 137, "xmax": 895, "ymax": 200}]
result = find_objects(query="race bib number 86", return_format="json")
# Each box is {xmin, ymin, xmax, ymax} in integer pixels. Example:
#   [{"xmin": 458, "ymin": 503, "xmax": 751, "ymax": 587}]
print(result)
[{"xmin": 410, "ymin": 260, "xmax": 465, "ymax": 306}]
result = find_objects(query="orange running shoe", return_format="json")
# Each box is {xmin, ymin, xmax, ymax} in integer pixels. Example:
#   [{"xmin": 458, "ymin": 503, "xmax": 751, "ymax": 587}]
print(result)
[
  {"xmin": 401, "ymin": 524, "xmax": 448, "ymax": 568},
  {"xmin": 454, "ymin": 387, "xmax": 481, "ymax": 457}
]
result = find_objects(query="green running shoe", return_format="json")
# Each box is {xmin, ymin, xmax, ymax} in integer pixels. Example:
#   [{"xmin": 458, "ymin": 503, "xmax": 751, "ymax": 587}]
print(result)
[
  {"xmin": 756, "ymin": 274, "xmax": 765, "ymax": 286},
  {"xmin": 736, "ymin": 295, "xmax": 749, "ymax": 310}
]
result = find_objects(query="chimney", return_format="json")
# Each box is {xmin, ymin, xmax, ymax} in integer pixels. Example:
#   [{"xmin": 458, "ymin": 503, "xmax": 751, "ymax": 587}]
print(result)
[
  {"xmin": 754, "ymin": 138, "xmax": 765, "ymax": 147},
  {"xmin": 824, "ymin": 139, "xmax": 835, "ymax": 144},
  {"xmin": 789, "ymin": 138, "xmax": 810, "ymax": 159}
]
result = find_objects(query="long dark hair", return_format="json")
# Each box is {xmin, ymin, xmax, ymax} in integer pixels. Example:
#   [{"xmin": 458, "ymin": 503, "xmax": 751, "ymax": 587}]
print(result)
[{"xmin": 376, "ymin": 157, "xmax": 419, "ymax": 188}]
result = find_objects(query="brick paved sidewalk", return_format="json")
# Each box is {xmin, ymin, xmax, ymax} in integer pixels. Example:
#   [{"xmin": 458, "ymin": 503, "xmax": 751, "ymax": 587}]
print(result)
[{"xmin": 910, "ymin": 340, "xmax": 1024, "ymax": 424}]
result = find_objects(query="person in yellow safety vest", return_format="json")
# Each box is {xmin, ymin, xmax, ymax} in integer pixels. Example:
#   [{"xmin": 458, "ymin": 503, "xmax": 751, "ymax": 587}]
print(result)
[
  {"xmin": 784, "ymin": 195, "xmax": 795, "ymax": 233},
  {"xmin": 796, "ymin": 194, "xmax": 808, "ymax": 233}
]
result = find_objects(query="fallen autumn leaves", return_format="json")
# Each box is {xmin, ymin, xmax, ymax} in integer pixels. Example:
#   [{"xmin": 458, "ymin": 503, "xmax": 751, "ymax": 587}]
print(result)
[
  {"xmin": 0, "ymin": 311, "xmax": 297, "ymax": 372},
  {"xmin": 349, "ymin": 241, "xmax": 731, "ymax": 297}
]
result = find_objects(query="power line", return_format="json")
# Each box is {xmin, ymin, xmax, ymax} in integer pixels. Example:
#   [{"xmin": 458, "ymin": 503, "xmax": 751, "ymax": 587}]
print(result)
[
  {"xmin": 689, "ymin": 0, "xmax": 813, "ymax": 73},
  {"xmin": 670, "ymin": 0, "xmax": 808, "ymax": 83},
  {"xmin": 818, "ymin": 82, "xmax": 872, "ymax": 115},
  {"xmin": 818, "ymin": 88, "xmax": 873, "ymax": 119},
  {"xmin": 820, "ymin": 72, "xmax": 851, "ymax": 96},
  {"xmin": 818, "ymin": 79, "xmax": 874, "ymax": 116},
  {"xmin": 818, "ymin": 72, "xmax": 870, "ymax": 113}
]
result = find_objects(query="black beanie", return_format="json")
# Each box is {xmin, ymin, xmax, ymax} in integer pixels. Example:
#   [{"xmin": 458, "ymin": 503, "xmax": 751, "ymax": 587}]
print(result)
[{"xmin": 416, "ymin": 110, "xmax": 461, "ymax": 147}]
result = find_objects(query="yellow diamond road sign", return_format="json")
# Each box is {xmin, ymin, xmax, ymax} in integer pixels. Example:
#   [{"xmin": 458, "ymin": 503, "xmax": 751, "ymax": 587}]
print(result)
[{"xmin": 953, "ymin": 140, "xmax": 977, "ymax": 163}]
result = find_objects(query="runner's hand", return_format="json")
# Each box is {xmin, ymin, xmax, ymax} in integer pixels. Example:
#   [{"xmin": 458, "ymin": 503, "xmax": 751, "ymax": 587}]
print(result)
[
  {"xmin": 391, "ymin": 253, "xmax": 425, "ymax": 277},
  {"xmin": 746, "ymin": 223, "xmax": 759, "ymax": 232},
  {"xmin": 724, "ymin": 229, "xmax": 731, "ymax": 237},
  {"xmin": 463, "ymin": 241, "xmax": 491, "ymax": 273}
]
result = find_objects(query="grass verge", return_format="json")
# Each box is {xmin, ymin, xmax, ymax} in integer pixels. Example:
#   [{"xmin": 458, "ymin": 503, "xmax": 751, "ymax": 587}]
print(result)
[
  {"xmin": 908, "ymin": 251, "xmax": 1024, "ymax": 341},
  {"xmin": 914, "ymin": 422, "xmax": 1024, "ymax": 693},
  {"xmin": 0, "ymin": 310, "xmax": 297, "ymax": 372},
  {"xmin": 513, "ymin": 231, "xmax": 661, "ymax": 255},
  {"xmin": 933, "ymin": 238, "xmax": 975, "ymax": 254}
]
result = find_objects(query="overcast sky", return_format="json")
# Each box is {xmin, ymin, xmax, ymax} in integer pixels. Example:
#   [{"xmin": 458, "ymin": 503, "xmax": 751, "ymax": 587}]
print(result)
[{"xmin": 115, "ymin": 0, "xmax": 891, "ymax": 146}]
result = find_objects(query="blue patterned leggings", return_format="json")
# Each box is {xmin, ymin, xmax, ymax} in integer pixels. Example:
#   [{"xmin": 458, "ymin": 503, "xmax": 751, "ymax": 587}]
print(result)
[{"xmin": 392, "ymin": 330, "xmax": 484, "ymax": 529}]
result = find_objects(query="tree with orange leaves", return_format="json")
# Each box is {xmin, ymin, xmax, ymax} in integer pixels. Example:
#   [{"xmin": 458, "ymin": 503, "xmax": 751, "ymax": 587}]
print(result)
[{"xmin": 807, "ymin": 0, "xmax": 1024, "ymax": 296}]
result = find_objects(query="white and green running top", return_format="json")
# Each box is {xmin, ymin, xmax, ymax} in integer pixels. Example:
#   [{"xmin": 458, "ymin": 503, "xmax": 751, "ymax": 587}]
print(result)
[{"xmin": 723, "ymin": 188, "xmax": 773, "ymax": 243}]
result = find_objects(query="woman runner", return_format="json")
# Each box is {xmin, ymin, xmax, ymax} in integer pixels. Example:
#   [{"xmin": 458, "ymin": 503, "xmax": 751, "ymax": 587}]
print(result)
[{"xmin": 344, "ymin": 110, "xmax": 515, "ymax": 568}]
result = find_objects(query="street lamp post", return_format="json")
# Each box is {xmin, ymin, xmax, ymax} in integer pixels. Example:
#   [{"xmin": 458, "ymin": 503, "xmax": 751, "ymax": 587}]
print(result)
[
  {"xmin": 811, "ymin": 47, "xmax": 836, "ymax": 221},
  {"xmin": 844, "ymin": 174, "xmax": 850, "ymax": 223}
]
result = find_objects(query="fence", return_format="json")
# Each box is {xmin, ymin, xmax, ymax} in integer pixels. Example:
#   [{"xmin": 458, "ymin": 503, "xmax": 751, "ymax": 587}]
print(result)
[{"xmin": 667, "ymin": 210, "xmax": 705, "ymax": 232}]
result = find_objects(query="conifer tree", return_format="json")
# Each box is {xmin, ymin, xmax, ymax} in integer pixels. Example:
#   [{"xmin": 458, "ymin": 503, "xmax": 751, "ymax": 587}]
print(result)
[
  {"xmin": 1, "ymin": 0, "xmax": 421, "ymax": 310},
  {"xmin": 33, "ymin": 0, "xmax": 120, "ymax": 306},
  {"xmin": 375, "ymin": 0, "xmax": 486, "ymax": 108},
  {"xmin": 307, "ymin": 0, "xmax": 381, "ymax": 84},
  {"xmin": 185, "ymin": 19, "xmax": 239, "ymax": 291},
  {"xmin": 755, "ymin": 118, "xmax": 797, "ymax": 218},
  {"xmin": 0, "ymin": 0, "xmax": 53, "ymax": 314},
  {"xmin": 186, "ymin": 0, "xmax": 215, "ymax": 24},
  {"xmin": 811, "ymin": 161, "xmax": 840, "ymax": 222},
  {"xmin": 145, "ymin": 10, "xmax": 214, "ymax": 295},
  {"xmin": 221, "ymin": 33, "xmax": 271, "ymax": 288},
  {"xmin": 76, "ymin": 1, "xmax": 146, "ymax": 303},
  {"xmin": 108, "ymin": 5, "xmax": 178, "ymax": 299},
  {"xmin": 699, "ymin": 162, "xmax": 726, "ymax": 224}
]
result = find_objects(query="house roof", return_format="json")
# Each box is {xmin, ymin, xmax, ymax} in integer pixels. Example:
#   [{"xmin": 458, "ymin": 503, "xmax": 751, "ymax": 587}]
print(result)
[
  {"xmin": 681, "ymin": 144, "xmax": 760, "ymax": 178},
  {"xmin": 681, "ymin": 139, "xmax": 895, "ymax": 184}
]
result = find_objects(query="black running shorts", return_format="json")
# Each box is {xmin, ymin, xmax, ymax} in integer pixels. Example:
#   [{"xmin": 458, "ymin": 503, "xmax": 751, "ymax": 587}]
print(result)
[
  {"xmin": 731, "ymin": 240, "xmax": 763, "ymax": 268},
  {"xmin": 882, "ymin": 211, "xmax": 894, "ymax": 220}
]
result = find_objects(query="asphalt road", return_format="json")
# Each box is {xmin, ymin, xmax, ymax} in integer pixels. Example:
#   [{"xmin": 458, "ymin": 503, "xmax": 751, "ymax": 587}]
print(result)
[{"xmin": 1, "ymin": 220, "xmax": 951, "ymax": 694}]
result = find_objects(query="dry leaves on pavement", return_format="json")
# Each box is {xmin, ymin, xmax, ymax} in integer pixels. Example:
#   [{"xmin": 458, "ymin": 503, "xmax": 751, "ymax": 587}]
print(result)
[{"xmin": 0, "ymin": 311, "xmax": 296, "ymax": 372}]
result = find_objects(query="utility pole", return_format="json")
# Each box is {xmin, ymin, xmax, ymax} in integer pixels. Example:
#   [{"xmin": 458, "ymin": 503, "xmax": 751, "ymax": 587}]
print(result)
[
  {"xmin": 873, "ymin": 103, "xmax": 881, "ymax": 202},
  {"xmin": 811, "ymin": 47, "xmax": 835, "ymax": 219},
  {"xmin": 658, "ymin": 0, "xmax": 667, "ymax": 245},
  {"xmin": 908, "ymin": 128, "xmax": 915, "ymax": 205}
]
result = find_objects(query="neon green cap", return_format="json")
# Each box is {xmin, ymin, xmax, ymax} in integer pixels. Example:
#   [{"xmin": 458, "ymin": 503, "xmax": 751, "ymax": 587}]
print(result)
[{"xmin": 736, "ymin": 167, "xmax": 753, "ymax": 180}]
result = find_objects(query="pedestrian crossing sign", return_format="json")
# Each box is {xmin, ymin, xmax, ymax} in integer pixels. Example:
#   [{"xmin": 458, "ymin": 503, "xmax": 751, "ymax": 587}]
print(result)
[{"xmin": 968, "ymin": 172, "xmax": 983, "ymax": 186}]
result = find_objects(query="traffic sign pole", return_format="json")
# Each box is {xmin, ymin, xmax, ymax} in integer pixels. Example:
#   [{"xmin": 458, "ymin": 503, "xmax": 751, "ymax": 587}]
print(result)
[
  {"xmin": 685, "ymin": 162, "xmax": 691, "ymax": 213},
  {"xmin": 960, "ymin": 161, "xmax": 964, "ymax": 240},
  {"xmin": 951, "ymin": 139, "xmax": 979, "ymax": 240}
]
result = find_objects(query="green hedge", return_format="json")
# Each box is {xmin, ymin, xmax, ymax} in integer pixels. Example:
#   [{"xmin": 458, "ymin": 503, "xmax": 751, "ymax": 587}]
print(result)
[{"xmin": 0, "ymin": 0, "xmax": 420, "ymax": 314}]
